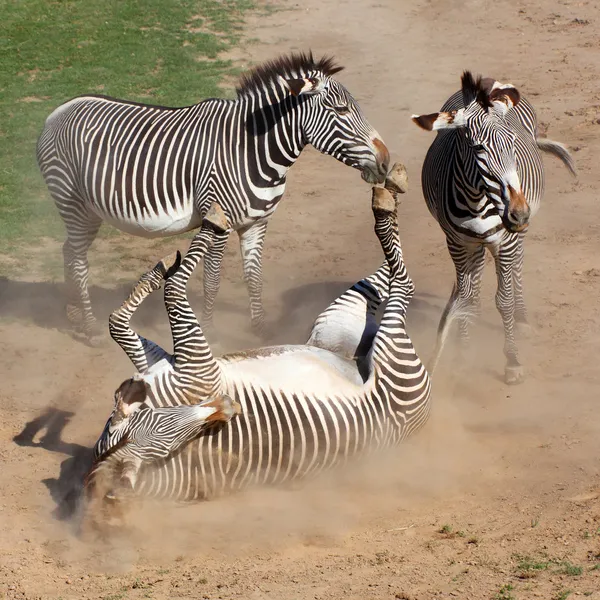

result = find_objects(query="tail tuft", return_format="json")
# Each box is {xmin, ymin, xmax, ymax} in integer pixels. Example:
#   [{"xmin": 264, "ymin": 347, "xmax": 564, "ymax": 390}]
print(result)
[{"xmin": 536, "ymin": 138, "xmax": 577, "ymax": 178}]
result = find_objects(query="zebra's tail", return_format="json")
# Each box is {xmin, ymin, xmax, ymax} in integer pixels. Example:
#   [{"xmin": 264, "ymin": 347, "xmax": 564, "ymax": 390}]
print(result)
[
  {"xmin": 536, "ymin": 137, "xmax": 577, "ymax": 178},
  {"xmin": 428, "ymin": 285, "xmax": 475, "ymax": 376}
]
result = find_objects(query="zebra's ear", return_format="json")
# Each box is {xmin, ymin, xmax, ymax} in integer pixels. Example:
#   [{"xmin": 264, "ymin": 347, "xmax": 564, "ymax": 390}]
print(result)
[
  {"xmin": 280, "ymin": 76, "xmax": 325, "ymax": 97},
  {"xmin": 489, "ymin": 84, "xmax": 520, "ymax": 116},
  {"xmin": 411, "ymin": 110, "xmax": 466, "ymax": 131}
]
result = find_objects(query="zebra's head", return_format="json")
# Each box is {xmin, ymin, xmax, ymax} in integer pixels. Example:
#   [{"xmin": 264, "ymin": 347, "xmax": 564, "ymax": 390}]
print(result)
[
  {"xmin": 237, "ymin": 52, "xmax": 390, "ymax": 184},
  {"xmin": 412, "ymin": 71, "xmax": 530, "ymax": 233},
  {"xmin": 93, "ymin": 377, "xmax": 240, "ymax": 465},
  {"xmin": 92, "ymin": 377, "xmax": 148, "ymax": 461}
]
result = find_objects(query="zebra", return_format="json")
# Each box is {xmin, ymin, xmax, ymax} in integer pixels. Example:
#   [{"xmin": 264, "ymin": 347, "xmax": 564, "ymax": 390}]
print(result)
[
  {"xmin": 412, "ymin": 72, "xmax": 576, "ymax": 384},
  {"xmin": 82, "ymin": 190, "xmax": 430, "ymax": 522},
  {"xmin": 36, "ymin": 51, "xmax": 390, "ymax": 345}
]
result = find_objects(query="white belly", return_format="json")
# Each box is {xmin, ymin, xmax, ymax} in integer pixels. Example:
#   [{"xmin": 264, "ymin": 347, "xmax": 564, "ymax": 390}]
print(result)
[
  {"xmin": 101, "ymin": 206, "xmax": 202, "ymax": 238},
  {"xmin": 219, "ymin": 345, "xmax": 364, "ymax": 396}
]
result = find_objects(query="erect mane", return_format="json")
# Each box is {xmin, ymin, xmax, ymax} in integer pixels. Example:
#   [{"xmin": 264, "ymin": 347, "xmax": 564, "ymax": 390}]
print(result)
[
  {"xmin": 236, "ymin": 51, "xmax": 344, "ymax": 97},
  {"xmin": 461, "ymin": 70, "xmax": 495, "ymax": 110}
]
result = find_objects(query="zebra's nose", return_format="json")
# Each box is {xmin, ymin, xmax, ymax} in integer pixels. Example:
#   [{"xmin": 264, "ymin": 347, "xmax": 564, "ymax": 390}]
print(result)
[{"xmin": 507, "ymin": 186, "xmax": 530, "ymax": 228}]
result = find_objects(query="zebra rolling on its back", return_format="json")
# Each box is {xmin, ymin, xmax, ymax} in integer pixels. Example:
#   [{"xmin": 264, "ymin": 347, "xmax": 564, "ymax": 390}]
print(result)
[
  {"xmin": 83, "ymin": 187, "xmax": 430, "ymax": 522},
  {"xmin": 412, "ymin": 72, "xmax": 576, "ymax": 384},
  {"xmin": 37, "ymin": 51, "xmax": 390, "ymax": 344}
]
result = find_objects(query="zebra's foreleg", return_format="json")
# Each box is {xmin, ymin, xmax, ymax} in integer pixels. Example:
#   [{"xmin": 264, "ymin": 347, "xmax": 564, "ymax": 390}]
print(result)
[
  {"xmin": 201, "ymin": 231, "xmax": 229, "ymax": 336},
  {"xmin": 429, "ymin": 243, "xmax": 485, "ymax": 373},
  {"xmin": 238, "ymin": 220, "xmax": 269, "ymax": 336},
  {"xmin": 165, "ymin": 204, "xmax": 230, "ymax": 392},
  {"xmin": 513, "ymin": 233, "xmax": 534, "ymax": 338},
  {"xmin": 492, "ymin": 243, "xmax": 523, "ymax": 385},
  {"xmin": 109, "ymin": 252, "xmax": 181, "ymax": 371},
  {"xmin": 448, "ymin": 242, "xmax": 486, "ymax": 342}
]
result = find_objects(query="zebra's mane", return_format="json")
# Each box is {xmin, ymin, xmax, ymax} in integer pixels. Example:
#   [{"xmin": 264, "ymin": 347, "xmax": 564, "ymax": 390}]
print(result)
[
  {"xmin": 461, "ymin": 71, "xmax": 495, "ymax": 110},
  {"xmin": 236, "ymin": 51, "xmax": 344, "ymax": 97}
]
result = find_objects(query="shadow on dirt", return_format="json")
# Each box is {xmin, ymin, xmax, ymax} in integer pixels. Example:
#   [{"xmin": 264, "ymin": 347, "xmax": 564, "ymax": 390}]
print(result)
[
  {"xmin": 13, "ymin": 407, "xmax": 93, "ymax": 521},
  {"xmin": 0, "ymin": 276, "xmax": 247, "ymax": 337}
]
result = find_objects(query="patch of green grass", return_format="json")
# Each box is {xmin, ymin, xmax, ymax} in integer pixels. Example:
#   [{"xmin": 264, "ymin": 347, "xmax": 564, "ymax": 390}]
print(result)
[
  {"xmin": 439, "ymin": 524, "xmax": 452, "ymax": 534},
  {"xmin": 495, "ymin": 583, "xmax": 515, "ymax": 600},
  {"xmin": 0, "ymin": 0, "xmax": 253, "ymax": 263},
  {"xmin": 558, "ymin": 562, "xmax": 582, "ymax": 576},
  {"xmin": 514, "ymin": 553, "xmax": 550, "ymax": 579},
  {"xmin": 554, "ymin": 590, "xmax": 571, "ymax": 600}
]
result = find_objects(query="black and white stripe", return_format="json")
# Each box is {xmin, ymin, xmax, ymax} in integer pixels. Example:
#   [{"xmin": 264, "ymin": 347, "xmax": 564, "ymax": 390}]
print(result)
[
  {"xmin": 84, "ymin": 194, "xmax": 430, "ymax": 509},
  {"xmin": 36, "ymin": 52, "xmax": 389, "ymax": 342},
  {"xmin": 413, "ymin": 72, "xmax": 575, "ymax": 384}
]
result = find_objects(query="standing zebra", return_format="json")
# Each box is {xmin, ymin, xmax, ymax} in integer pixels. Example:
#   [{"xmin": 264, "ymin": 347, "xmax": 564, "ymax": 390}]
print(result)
[
  {"xmin": 412, "ymin": 72, "xmax": 576, "ymax": 384},
  {"xmin": 84, "ymin": 190, "xmax": 430, "ymax": 518},
  {"xmin": 36, "ymin": 51, "xmax": 390, "ymax": 344}
]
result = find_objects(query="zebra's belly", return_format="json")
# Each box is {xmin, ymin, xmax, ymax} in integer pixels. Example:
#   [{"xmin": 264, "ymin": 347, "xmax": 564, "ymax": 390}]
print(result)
[
  {"xmin": 98, "ymin": 204, "xmax": 202, "ymax": 238},
  {"xmin": 219, "ymin": 345, "xmax": 365, "ymax": 394}
]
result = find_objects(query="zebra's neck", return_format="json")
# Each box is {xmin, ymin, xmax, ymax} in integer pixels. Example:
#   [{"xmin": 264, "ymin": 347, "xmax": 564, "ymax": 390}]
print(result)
[{"xmin": 237, "ymin": 83, "xmax": 310, "ymax": 193}]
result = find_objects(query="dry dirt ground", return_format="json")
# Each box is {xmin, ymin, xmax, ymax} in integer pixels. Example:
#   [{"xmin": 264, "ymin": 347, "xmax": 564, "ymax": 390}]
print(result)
[{"xmin": 2, "ymin": 0, "xmax": 600, "ymax": 598}]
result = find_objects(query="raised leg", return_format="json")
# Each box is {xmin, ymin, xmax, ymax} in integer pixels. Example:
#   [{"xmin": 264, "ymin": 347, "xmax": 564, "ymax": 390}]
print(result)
[
  {"xmin": 164, "ymin": 204, "xmax": 230, "ymax": 396},
  {"xmin": 201, "ymin": 231, "xmax": 229, "ymax": 334},
  {"xmin": 108, "ymin": 252, "xmax": 181, "ymax": 372},
  {"xmin": 368, "ymin": 188, "xmax": 429, "ymax": 429},
  {"xmin": 307, "ymin": 262, "xmax": 390, "ymax": 360},
  {"xmin": 490, "ymin": 240, "xmax": 523, "ymax": 385},
  {"xmin": 238, "ymin": 220, "xmax": 269, "ymax": 335}
]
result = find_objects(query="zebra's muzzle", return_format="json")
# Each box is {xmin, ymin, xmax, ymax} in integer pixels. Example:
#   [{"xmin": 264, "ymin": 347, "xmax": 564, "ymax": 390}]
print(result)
[
  {"xmin": 361, "ymin": 137, "xmax": 390, "ymax": 184},
  {"xmin": 504, "ymin": 185, "xmax": 530, "ymax": 233}
]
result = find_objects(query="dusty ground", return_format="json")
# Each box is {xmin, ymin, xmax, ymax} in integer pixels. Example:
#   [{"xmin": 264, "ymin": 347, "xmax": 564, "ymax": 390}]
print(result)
[{"xmin": 2, "ymin": 0, "xmax": 600, "ymax": 598}]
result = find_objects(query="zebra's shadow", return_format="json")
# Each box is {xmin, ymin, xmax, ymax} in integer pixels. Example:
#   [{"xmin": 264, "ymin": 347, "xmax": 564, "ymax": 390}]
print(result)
[
  {"xmin": 13, "ymin": 407, "xmax": 93, "ymax": 521},
  {"xmin": 0, "ymin": 275, "xmax": 247, "ymax": 335}
]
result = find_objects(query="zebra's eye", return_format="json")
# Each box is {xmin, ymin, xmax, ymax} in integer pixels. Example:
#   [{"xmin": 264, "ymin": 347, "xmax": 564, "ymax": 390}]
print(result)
[
  {"xmin": 333, "ymin": 105, "xmax": 350, "ymax": 115},
  {"xmin": 472, "ymin": 143, "xmax": 486, "ymax": 153}
]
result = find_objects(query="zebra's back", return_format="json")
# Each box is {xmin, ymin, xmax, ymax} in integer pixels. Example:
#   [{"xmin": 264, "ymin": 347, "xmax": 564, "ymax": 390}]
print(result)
[{"xmin": 37, "ymin": 95, "xmax": 237, "ymax": 237}]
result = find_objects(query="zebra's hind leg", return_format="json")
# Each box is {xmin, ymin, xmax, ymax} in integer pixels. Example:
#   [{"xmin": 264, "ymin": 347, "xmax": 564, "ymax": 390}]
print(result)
[
  {"xmin": 201, "ymin": 230, "xmax": 229, "ymax": 338},
  {"xmin": 491, "ymin": 241, "xmax": 524, "ymax": 385},
  {"xmin": 109, "ymin": 251, "xmax": 181, "ymax": 372},
  {"xmin": 238, "ymin": 220, "xmax": 269, "ymax": 337},
  {"xmin": 60, "ymin": 207, "xmax": 103, "ymax": 346}
]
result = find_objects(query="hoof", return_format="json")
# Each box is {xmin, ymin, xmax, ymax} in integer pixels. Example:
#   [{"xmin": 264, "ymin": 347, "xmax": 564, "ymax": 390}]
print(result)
[
  {"xmin": 371, "ymin": 187, "xmax": 396, "ymax": 214},
  {"xmin": 385, "ymin": 162, "xmax": 409, "ymax": 195},
  {"xmin": 204, "ymin": 203, "xmax": 231, "ymax": 234},
  {"xmin": 69, "ymin": 325, "xmax": 107, "ymax": 348},
  {"xmin": 87, "ymin": 333, "xmax": 108, "ymax": 348},
  {"xmin": 515, "ymin": 321, "xmax": 536, "ymax": 339},
  {"xmin": 157, "ymin": 251, "xmax": 182, "ymax": 280},
  {"xmin": 505, "ymin": 364, "xmax": 525, "ymax": 385},
  {"xmin": 252, "ymin": 318, "xmax": 273, "ymax": 341}
]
